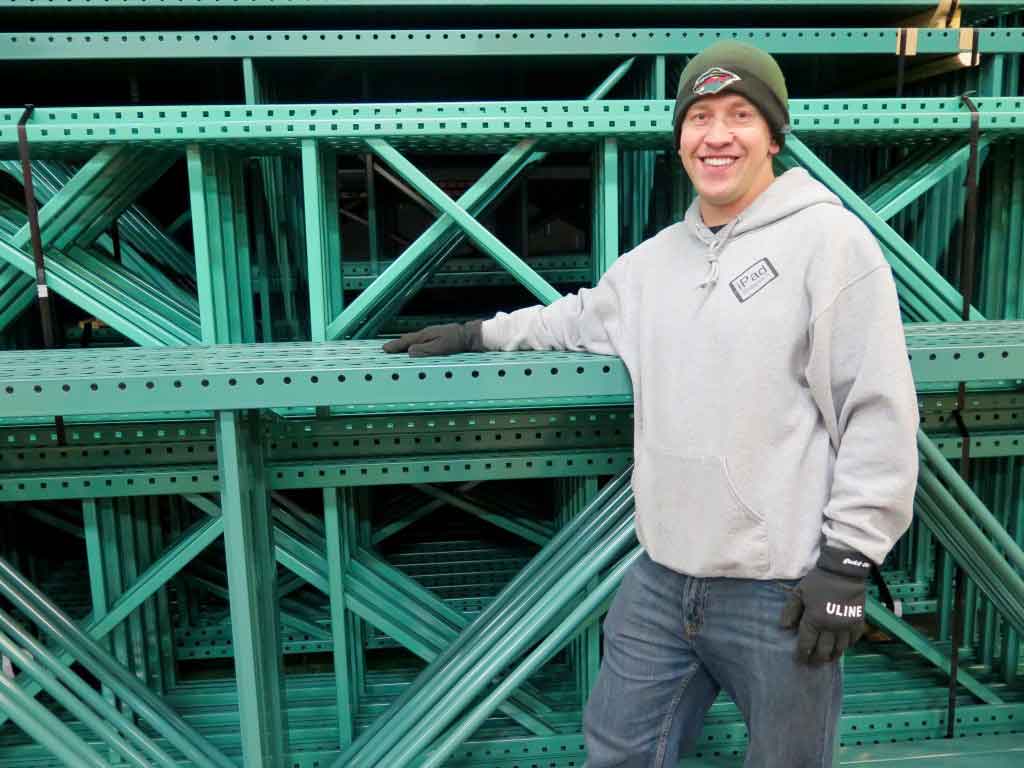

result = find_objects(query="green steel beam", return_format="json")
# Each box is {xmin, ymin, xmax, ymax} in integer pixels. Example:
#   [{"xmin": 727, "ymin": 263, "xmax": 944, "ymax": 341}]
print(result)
[
  {"xmin": 270, "ymin": 503, "xmax": 560, "ymax": 737},
  {"xmin": 2, "ymin": 323, "xmax": 1023, "ymax": 418},
  {"xmin": 363, "ymin": 138, "xmax": 560, "ymax": 304},
  {"xmin": 0, "ymin": 342, "xmax": 633, "ymax": 417},
  {"xmin": 187, "ymin": 146, "xmax": 257, "ymax": 344},
  {"xmin": 301, "ymin": 140, "xmax": 344, "ymax": 342},
  {"xmin": 0, "ymin": 237, "xmax": 201, "ymax": 346},
  {"xmin": 0, "ymin": 159, "xmax": 195, "ymax": 280},
  {"xmin": 323, "ymin": 487, "xmax": 357, "ymax": 747},
  {"xmin": 864, "ymin": 596, "xmax": 1003, "ymax": 705},
  {"xmin": 412, "ymin": 483, "xmax": 552, "ymax": 546},
  {"xmin": 0, "ymin": 449, "xmax": 632, "ymax": 501},
  {"xmin": 592, "ymin": 138, "xmax": 619, "ymax": 281},
  {"xmin": 8, "ymin": 146, "xmax": 175, "ymax": 253},
  {"xmin": 863, "ymin": 139, "xmax": 992, "ymax": 222},
  {"xmin": 0, "ymin": 0, "xmax": 1019, "ymax": 10},
  {"xmin": 0, "ymin": 558, "xmax": 237, "ymax": 768},
  {"xmin": 7, "ymin": 28, "xmax": 1024, "ymax": 60},
  {"xmin": 215, "ymin": 409, "xmax": 286, "ymax": 767},
  {"xmin": 3, "ymin": 99, "xmax": 1022, "ymax": 158},
  {"xmin": 326, "ymin": 57, "xmax": 634, "ymax": 340},
  {"xmin": 0, "ymin": 264, "xmax": 33, "ymax": 333},
  {"xmin": 341, "ymin": 260, "xmax": 591, "ymax": 291},
  {"xmin": 0, "ymin": 511, "xmax": 224, "ymax": 729}
]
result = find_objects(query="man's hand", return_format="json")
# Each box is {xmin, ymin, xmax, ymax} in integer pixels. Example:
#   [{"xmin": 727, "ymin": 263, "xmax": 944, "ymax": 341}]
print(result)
[
  {"xmin": 779, "ymin": 546, "xmax": 871, "ymax": 664},
  {"xmin": 381, "ymin": 320, "xmax": 486, "ymax": 357}
]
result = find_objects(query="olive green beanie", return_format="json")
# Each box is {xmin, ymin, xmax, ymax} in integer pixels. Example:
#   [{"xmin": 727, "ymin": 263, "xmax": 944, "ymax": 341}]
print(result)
[{"xmin": 672, "ymin": 41, "xmax": 790, "ymax": 148}]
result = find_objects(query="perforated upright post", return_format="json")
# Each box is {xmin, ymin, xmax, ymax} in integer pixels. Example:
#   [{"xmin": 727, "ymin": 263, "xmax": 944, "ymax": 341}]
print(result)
[{"xmin": 216, "ymin": 409, "xmax": 286, "ymax": 767}]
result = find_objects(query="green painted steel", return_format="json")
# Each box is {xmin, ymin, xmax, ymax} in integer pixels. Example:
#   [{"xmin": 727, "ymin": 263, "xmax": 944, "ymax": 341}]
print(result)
[
  {"xmin": 1, "ymin": 5, "xmax": 1024, "ymax": 767},
  {"xmin": 215, "ymin": 410, "xmax": 286, "ymax": 766},
  {"xmin": 9, "ymin": 27, "xmax": 1024, "ymax": 61},
  {"xmin": 0, "ymin": 0, "xmax": 1020, "ymax": 10},
  {"xmin": 1, "ymin": 323, "xmax": 1023, "ymax": 418},
  {"xmin": 3, "ymin": 99, "xmax": 1024, "ymax": 158}
]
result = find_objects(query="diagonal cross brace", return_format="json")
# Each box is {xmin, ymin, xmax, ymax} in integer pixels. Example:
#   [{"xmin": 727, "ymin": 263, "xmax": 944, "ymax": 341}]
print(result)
[
  {"xmin": 865, "ymin": 595, "xmax": 1002, "ymax": 705},
  {"xmin": 367, "ymin": 138, "xmax": 562, "ymax": 303},
  {"xmin": 10, "ymin": 146, "xmax": 176, "ymax": 253},
  {"xmin": 269, "ymin": 509, "xmax": 558, "ymax": 735},
  {"xmin": 0, "ymin": 237, "xmax": 201, "ymax": 345},
  {"xmin": 863, "ymin": 139, "xmax": 991, "ymax": 221},
  {"xmin": 0, "ymin": 513, "xmax": 224, "ymax": 730},
  {"xmin": 326, "ymin": 58, "xmax": 635, "ymax": 340}
]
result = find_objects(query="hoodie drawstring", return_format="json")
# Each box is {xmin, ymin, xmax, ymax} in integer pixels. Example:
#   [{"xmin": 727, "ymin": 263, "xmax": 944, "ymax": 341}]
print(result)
[
  {"xmin": 697, "ymin": 237, "xmax": 724, "ymax": 290},
  {"xmin": 698, "ymin": 258, "xmax": 720, "ymax": 290}
]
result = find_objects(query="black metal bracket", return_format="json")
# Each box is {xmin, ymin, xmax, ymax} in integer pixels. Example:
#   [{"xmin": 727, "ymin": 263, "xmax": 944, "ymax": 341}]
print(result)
[
  {"xmin": 16, "ymin": 104, "xmax": 66, "ymax": 446},
  {"xmin": 946, "ymin": 90, "xmax": 981, "ymax": 740}
]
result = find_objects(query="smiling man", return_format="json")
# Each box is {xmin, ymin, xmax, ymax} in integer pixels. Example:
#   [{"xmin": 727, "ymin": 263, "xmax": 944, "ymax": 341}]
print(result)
[{"xmin": 384, "ymin": 41, "xmax": 920, "ymax": 767}]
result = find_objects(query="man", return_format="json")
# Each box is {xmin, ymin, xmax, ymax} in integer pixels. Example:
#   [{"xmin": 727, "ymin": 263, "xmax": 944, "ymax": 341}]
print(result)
[{"xmin": 384, "ymin": 41, "xmax": 919, "ymax": 768}]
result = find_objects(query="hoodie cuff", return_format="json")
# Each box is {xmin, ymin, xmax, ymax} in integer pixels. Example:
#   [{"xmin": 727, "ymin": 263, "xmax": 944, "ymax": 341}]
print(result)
[{"xmin": 479, "ymin": 317, "xmax": 501, "ymax": 351}]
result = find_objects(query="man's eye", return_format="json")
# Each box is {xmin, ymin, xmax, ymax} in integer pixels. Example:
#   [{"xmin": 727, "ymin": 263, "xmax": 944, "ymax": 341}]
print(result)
[
  {"xmin": 689, "ymin": 113, "xmax": 708, "ymax": 122},
  {"xmin": 735, "ymin": 111, "xmax": 753, "ymax": 120}
]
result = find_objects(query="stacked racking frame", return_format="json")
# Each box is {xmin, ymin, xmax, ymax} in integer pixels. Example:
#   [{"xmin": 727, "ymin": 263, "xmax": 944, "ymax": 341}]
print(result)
[{"xmin": 1, "ymin": 1, "xmax": 1024, "ymax": 766}]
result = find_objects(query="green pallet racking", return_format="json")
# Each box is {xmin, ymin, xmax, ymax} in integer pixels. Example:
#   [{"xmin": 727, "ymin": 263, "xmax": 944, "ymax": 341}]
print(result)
[{"xmin": 1, "ymin": 2, "xmax": 1024, "ymax": 767}]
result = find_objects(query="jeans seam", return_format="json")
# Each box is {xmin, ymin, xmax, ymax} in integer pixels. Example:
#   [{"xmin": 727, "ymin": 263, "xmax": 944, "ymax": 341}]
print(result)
[
  {"xmin": 653, "ymin": 666, "xmax": 698, "ymax": 768},
  {"xmin": 815, "ymin": 661, "xmax": 838, "ymax": 767}
]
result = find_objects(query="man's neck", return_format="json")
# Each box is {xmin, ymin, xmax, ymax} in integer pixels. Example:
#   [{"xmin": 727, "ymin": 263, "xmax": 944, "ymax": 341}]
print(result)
[{"xmin": 698, "ymin": 169, "xmax": 777, "ymax": 227}]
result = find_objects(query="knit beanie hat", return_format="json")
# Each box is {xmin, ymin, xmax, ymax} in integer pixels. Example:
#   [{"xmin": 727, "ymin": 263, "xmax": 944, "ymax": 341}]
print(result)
[{"xmin": 672, "ymin": 41, "xmax": 790, "ymax": 148}]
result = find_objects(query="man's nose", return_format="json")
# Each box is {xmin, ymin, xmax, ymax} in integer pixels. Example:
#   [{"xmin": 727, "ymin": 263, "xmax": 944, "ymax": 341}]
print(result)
[{"xmin": 703, "ymin": 118, "xmax": 733, "ymax": 145}]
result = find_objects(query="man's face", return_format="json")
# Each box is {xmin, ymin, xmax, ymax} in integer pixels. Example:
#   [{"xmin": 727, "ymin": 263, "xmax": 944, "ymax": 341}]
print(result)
[{"xmin": 677, "ymin": 92, "xmax": 780, "ymax": 224}]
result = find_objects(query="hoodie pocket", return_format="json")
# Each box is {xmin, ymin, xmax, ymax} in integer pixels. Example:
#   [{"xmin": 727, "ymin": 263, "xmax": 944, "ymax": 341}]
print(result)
[{"xmin": 634, "ymin": 443, "xmax": 772, "ymax": 577}]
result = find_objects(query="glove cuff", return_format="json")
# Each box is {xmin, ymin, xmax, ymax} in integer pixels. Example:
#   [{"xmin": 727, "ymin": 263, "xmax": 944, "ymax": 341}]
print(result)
[
  {"xmin": 462, "ymin": 319, "xmax": 487, "ymax": 352},
  {"xmin": 817, "ymin": 545, "xmax": 872, "ymax": 580}
]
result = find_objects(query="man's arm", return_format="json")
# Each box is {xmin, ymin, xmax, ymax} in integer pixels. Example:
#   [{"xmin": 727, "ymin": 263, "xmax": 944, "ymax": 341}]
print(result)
[
  {"xmin": 806, "ymin": 263, "xmax": 919, "ymax": 564},
  {"xmin": 781, "ymin": 260, "xmax": 919, "ymax": 664},
  {"xmin": 384, "ymin": 254, "xmax": 633, "ymax": 356}
]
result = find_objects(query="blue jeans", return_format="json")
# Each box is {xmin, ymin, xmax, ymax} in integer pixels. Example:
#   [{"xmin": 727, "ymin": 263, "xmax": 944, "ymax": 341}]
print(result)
[{"xmin": 583, "ymin": 553, "xmax": 841, "ymax": 768}]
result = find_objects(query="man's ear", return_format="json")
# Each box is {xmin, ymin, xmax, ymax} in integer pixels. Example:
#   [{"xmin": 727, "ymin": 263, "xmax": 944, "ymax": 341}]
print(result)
[{"xmin": 768, "ymin": 139, "xmax": 781, "ymax": 157}]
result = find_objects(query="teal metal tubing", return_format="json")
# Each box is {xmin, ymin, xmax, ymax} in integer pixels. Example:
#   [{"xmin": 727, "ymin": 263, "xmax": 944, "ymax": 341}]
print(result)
[
  {"xmin": 421, "ymin": 546, "xmax": 643, "ymax": 768},
  {"xmin": 367, "ymin": 138, "xmax": 562, "ymax": 305},
  {"xmin": 338, "ymin": 475, "xmax": 635, "ymax": 767},
  {"xmin": 335, "ymin": 470, "xmax": 633, "ymax": 765},
  {"xmin": 351, "ymin": 545, "xmax": 558, "ymax": 729},
  {"xmin": 0, "ymin": 511, "xmax": 224, "ymax": 731},
  {"xmin": 915, "ymin": 472, "xmax": 1024, "ymax": 634},
  {"xmin": 0, "ymin": 620, "xmax": 156, "ymax": 768},
  {"xmin": 380, "ymin": 512, "xmax": 639, "ymax": 766},
  {"xmin": 326, "ymin": 56, "xmax": 634, "ymax": 339},
  {"xmin": 0, "ymin": 558, "xmax": 236, "ymax": 768},
  {"xmin": 919, "ymin": 431, "xmax": 1024, "ymax": 574},
  {"xmin": 862, "ymin": 599, "xmax": 1002, "ymax": 705},
  {"xmin": 0, "ymin": 671, "xmax": 109, "ymax": 768}
]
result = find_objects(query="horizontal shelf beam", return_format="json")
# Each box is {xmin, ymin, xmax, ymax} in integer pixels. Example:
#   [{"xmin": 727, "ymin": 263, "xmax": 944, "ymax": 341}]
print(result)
[
  {"xmin": 4, "ymin": 28, "xmax": 1024, "ymax": 60},
  {"xmin": 1, "ymin": 322, "xmax": 1022, "ymax": 418},
  {"xmin": 2, "ymin": 99, "xmax": 1020, "ymax": 157},
  {"xmin": 0, "ymin": 448, "xmax": 633, "ymax": 501},
  {"xmin": 1, "ymin": 1, "xmax": 1017, "ymax": 8}
]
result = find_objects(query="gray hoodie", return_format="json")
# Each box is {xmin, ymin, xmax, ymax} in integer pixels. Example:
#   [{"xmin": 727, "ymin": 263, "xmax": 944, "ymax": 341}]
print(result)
[{"xmin": 481, "ymin": 168, "xmax": 919, "ymax": 579}]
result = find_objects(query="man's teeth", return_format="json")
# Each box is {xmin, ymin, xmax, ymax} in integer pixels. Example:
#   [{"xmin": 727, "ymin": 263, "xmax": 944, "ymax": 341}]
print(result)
[{"xmin": 703, "ymin": 157, "xmax": 735, "ymax": 167}]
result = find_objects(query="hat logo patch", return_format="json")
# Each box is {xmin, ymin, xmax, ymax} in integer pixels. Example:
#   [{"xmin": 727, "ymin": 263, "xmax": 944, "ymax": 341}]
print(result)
[{"xmin": 693, "ymin": 67, "xmax": 742, "ymax": 95}]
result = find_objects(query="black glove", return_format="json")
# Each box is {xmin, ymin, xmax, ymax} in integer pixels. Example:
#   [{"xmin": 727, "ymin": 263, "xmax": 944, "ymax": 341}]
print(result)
[
  {"xmin": 779, "ymin": 545, "xmax": 871, "ymax": 664},
  {"xmin": 381, "ymin": 320, "xmax": 486, "ymax": 357}
]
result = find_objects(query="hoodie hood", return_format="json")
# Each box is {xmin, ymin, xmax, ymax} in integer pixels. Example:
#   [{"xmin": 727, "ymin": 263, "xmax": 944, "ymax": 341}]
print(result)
[{"xmin": 684, "ymin": 167, "xmax": 842, "ymax": 289}]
